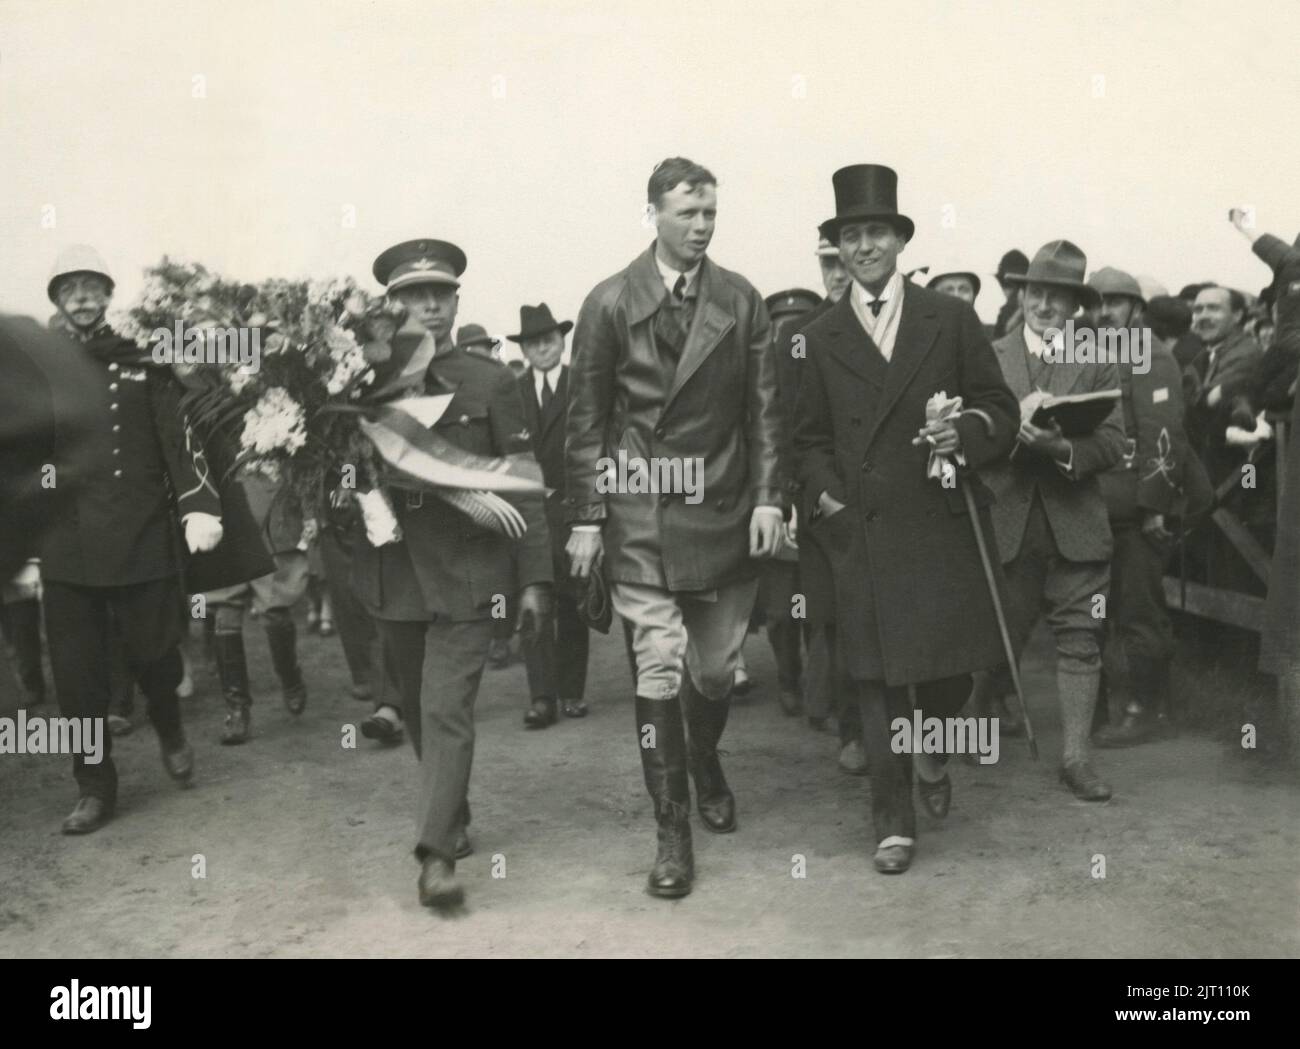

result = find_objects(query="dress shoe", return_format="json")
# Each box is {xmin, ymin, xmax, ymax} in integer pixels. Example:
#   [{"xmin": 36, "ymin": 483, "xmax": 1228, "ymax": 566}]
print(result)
[
  {"xmin": 562, "ymin": 699, "xmax": 588, "ymax": 718},
  {"xmin": 318, "ymin": 619, "xmax": 335, "ymax": 637},
  {"xmin": 455, "ymin": 830, "xmax": 473, "ymax": 860},
  {"xmin": 221, "ymin": 704, "xmax": 251, "ymax": 745},
  {"xmin": 417, "ymin": 857, "xmax": 464, "ymax": 909},
  {"xmin": 523, "ymin": 697, "xmax": 557, "ymax": 729},
  {"xmin": 1060, "ymin": 761, "xmax": 1112, "ymax": 801},
  {"xmin": 1094, "ymin": 711, "xmax": 1154, "ymax": 748},
  {"xmin": 360, "ymin": 710, "xmax": 404, "ymax": 744},
  {"xmin": 61, "ymin": 796, "xmax": 113, "ymax": 835},
  {"xmin": 160, "ymin": 737, "xmax": 195, "ymax": 785},
  {"xmin": 873, "ymin": 840, "xmax": 913, "ymax": 874},
  {"xmin": 838, "ymin": 739, "xmax": 868, "ymax": 775},
  {"xmin": 917, "ymin": 773, "xmax": 952, "ymax": 818},
  {"xmin": 107, "ymin": 714, "xmax": 134, "ymax": 737},
  {"xmin": 778, "ymin": 688, "xmax": 803, "ymax": 717}
]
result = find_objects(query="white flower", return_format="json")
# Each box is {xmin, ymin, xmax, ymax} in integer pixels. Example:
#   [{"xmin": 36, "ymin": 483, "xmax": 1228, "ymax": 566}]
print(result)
[
  {"xmin": 228, "ymin": 367, "xmax": 256, "ymax": 394},
  {"xmin": 240, "ymin": 386, "xmax": 307, "ymax": 457},
  {"xmin": 324, "ymin": 326, "xmax": 369, "ymax": 395}
]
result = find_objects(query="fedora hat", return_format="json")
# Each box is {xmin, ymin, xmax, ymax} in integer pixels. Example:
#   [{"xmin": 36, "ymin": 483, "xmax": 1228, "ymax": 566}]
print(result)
[
  {"xmin": 455, "ymin": 323, "xmax": 497, "ymax": 351},
  {"xmin": 1004, "ymin": 240, "xmax": 1100, "ymax": 309},
  {"xmin": 1088, "ymin": 266, "xmax": 1145, "ymax": 306},
  {"xmin": 506, "ymin": 303, "xmax": 572, "ymax": 344},
  {"xmin": 818, "ymin": 164, "xmax": 914, "ymax": 244}
]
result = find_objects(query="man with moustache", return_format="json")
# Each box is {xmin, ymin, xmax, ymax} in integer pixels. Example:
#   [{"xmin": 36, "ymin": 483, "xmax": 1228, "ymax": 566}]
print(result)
[
  {"xmin": 1089, "ymin": 272, "xmax": 1210, "ymax": 745},
  {"xmin": 39, "ymin": 246, "xmax": 225, "ymax": 833},
  {"xmin": 508, "ymin": 302, "xmax": 590, "ymax": 728},
  {"xmin": 566, "ymin": 157, "xmax": 783, "ymax": 898},
  {"xmin": 792, "ymin": 165, "xmax": 1019, "ymax": 873},
  {"xmin": 352, "ymin": 238, "xmax": 552, "ymax": 909},
  {"xmin": 978, "ymin": 240, "xmax": 1127, "ymax": 801}
]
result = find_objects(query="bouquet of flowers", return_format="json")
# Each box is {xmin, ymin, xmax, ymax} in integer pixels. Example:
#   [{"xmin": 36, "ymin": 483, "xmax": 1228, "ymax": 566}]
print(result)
[{"xmin": 119, "ymin": 261, "xmax": 544, "ymax": 539}]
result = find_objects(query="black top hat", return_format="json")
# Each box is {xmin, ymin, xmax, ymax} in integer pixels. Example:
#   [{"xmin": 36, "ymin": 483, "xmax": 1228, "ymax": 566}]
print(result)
[
  {"xmin": 818, "ymin": 165, "xmax": 914, "ymax": 244},
  {"xmin": 506, "ymin": 303, "xmax": 573, "ymax": 343},
  {"xmin": 1003, "ymin": 240, "xmax": 1100, "ymax": 309}
]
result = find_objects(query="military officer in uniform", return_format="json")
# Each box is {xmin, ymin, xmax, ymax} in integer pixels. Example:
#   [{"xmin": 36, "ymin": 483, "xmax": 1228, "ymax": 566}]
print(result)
[
  {"xmin": 352, "ymin": 239, "xmax": 553, "ymax": 909},
  {"xmin": 39, "ymin": 246, "xmax": 225, "ymax": 834}
]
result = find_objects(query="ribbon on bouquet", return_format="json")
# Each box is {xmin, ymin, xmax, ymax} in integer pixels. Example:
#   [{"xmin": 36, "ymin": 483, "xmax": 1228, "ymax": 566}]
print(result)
[{"xmin": 357, "ymin": 395, "xmax": 545, "ymax": 539}]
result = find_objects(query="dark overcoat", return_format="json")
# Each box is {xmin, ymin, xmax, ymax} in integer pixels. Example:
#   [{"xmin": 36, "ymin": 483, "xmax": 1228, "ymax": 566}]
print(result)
[
  {"xmin": 792, "ymin": 281, "xmax": 1018, "ymax": 684},
  {"xmin": 518, "ymin": 365, "xmax": 570, "ymax": 573}
]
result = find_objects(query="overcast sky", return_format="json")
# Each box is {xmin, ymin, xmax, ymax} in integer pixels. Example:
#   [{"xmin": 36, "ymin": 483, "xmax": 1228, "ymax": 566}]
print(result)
[{"xmin": 3, "ymin": 0, "xmax": 1297, "ymax": 348}]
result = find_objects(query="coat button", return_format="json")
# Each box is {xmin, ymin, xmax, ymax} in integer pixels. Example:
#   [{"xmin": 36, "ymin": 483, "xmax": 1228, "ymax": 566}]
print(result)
[
  {"xmin": 459, "ymin": 414, "xmax": 470, "ymax": 425},
  {"xmin": 113, "ymin": 469, "xmax": 122, "ymax": 478},
  {"xmin": 108, "ymin": 363, "xmax": 118, "ymax": 372},
  {"xmin": 109, "ymin": 382, "xmax": 119, "ymax": 391},
  {"xmin": 112, "ymin": 424, "xmax": 121, "ymax": 433},
  {"xmin": 109, "ymin": 403, "xmax": 119, "ymax": 411}
]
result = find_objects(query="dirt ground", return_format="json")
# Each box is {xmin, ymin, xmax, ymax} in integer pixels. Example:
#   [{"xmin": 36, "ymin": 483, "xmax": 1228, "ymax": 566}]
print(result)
[{"xmin": 1, "ymin": 617, "xmax": 1297, "ymax": 958}]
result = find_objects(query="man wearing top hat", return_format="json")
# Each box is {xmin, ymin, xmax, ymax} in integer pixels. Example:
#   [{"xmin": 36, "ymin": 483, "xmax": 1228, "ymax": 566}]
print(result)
[
  {"xmin": 566, "ymin": 156, "xmax": 783, "ymax": 898},
  {"xmin": 792, "ymin": 165, "xmax": 1018, "ymax": 874},
  {"xmin": 977, "ymin": 240, "xmax": 1127, "ymax": 801},
  {"xmin": 39, "ymin": 245, "xmax": 226, "ymax": 834},
  {"xmin": 1088, "ymin": 269, "xmax": 1210, "ymax": 746},
  {"xmin": 353, "ymin": 238, "xmax": 553, "ymax": 909},
  {"xmin": 507, "ymin": 302, "xmax": 591, "ymax": 728}
]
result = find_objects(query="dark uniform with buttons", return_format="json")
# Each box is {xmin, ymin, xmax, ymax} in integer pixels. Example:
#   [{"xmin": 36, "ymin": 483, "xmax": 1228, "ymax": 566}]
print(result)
[
  {"xmin": 351, "ymin": 240, "xmax": 553, "ymax": 866},
  {"xmin": 40, "ymin": 323, "xmax": 221, "ymax": 807}
]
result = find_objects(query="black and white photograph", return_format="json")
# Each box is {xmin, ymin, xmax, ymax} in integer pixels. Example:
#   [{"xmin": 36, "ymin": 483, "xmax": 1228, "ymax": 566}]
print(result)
[{"xmin": 0, "ymin": 0, "xmax": 1297, "ymax": 991}]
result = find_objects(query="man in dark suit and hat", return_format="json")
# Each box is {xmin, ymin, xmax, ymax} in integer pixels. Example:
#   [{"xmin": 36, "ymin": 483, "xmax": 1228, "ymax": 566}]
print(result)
[
  {"xmin": 455, "ymin": 323, "xmax": 502, "ymax": 363},
  {"xmin": 793, "ymin": 164, "xmax": 1019, "ymax": 874},
  {"xmin": 992, "ymin": 249, "xmax": 1029, "ymax": 339},
  {"xmin": 979, "ymin": 240, "xmax": 1127, "ymax": 801},
  {"xmin": 507, "ymin": 302, "xmax": 590, "ymax": 728},
  {"xmin": 353, "ymin": 238, "xmax": 552, "ymax": 909},
  {"xmin": 38, "ymin": 245, "xmax": 226, "ymax": 834},
  {"xmin": 566, "ymin": 157, "xmax": 783, "ymax": 898}
]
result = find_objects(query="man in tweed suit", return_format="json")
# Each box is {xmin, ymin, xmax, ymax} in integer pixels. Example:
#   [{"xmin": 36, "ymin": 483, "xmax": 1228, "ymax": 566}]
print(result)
[{"xmin": 979, "ymin": 240, "xmax": 1126, "ymax": 801}]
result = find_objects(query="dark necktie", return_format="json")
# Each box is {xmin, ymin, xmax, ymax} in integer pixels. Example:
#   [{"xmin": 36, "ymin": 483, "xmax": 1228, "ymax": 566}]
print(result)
[
  {"xmin": 540, "ymin": 374, "xmax": 553, "ymax": 412},
  {"xmin": 672, "ymin": 274, "xmax": 687, "ymax": 304},
  {"xmin": 867, "ymin": 297, "xmax": 885, "ymax": 318}
]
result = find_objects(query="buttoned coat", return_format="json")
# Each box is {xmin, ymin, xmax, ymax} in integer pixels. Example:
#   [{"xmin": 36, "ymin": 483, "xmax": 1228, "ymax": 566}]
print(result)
[
  {"xmin": 565, "ymin": 244, "xmax": 782, "ymax": 592},
  {"xmin": 984, "ymin": 326, "xmax": 1127, "ymax": 564},
  {"xmin": 518, "ymin": 365, "xmax": 570, "ymax": 571},
  {"xmin": 792, "ymin": 282, "xmax": 1018, "ymax": 684}
]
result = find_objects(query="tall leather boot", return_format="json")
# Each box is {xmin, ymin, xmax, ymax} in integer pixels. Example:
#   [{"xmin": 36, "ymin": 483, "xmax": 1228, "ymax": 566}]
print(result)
[
  {"xmin": 681, "ymin": 674, "xmax": 736, "ymax": 833},
  {"xmin": 636, "ymin": 695, "xmax": 693, "ymax": 898},
  {"xmin": 215, "ymin": 631, "xmax": 252, "ymax": 745},
  {"xmin": 265, "ymin": 613, "xmax": 307, "ymax": 715}
]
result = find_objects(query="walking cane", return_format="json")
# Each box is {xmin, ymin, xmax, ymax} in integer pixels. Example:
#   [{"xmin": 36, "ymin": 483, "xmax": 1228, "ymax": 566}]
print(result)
[{"xmin": 958, "ymin": 480, "xmax": 1038, "ymax": 759}]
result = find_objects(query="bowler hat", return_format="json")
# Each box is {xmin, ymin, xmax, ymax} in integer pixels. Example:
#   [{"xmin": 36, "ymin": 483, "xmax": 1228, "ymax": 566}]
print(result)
[
  {"xmin": 48, "ymin": 244, "xmax": 114, "ymax": 303},
  {"xmin": 506, "ymin": 303, "xmax": 572, "ymax": 344},
  {"xmin": 1088, "ymin": 266, "xmax": 1145, "ymax": 305},
  {"xmin": 818, "ymin": 165, "xmax": 914, "ymax": 244},
  {"xmin": 1004, "ymin": 240, "xmax": 1100, "ymax": 309},
  {"xmin": 372, "ymin": 239, "xmax": 466, "ymax": 291}
]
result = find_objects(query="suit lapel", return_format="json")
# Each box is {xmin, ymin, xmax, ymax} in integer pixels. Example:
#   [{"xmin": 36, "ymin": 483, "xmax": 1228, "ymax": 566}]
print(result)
[
  {"xmin": 665, "ymin": 257, "xmax": 735, "ymax": 408},
  {"xmin": 865, "ymin": 283, "xmax": 939, "ymax": 448},
  {"xmin": 995, "ymin": 327, "xmax": 1033, "ymax": 400},
  {"xmin": 538, "ymin": 366, "xmax": 567, "ymax": 439},
  {"xmin": 823, "ymin": 293, "xmax": 887, "ymax": 389}
]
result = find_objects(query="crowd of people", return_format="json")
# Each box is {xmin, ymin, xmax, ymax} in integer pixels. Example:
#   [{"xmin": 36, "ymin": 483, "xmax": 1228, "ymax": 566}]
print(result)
[{"xmin": 2, "ymin": 157, "xmax": 1297, "ymax": 911}]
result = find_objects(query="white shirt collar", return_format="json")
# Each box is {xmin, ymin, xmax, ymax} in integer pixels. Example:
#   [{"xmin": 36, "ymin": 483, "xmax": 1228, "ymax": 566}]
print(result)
[
  {"xmin": 533, "ymin": 364, "xmax": 562, "ymax": 397},
  {"xmin": 856, "ymin": 269, "xmax": 903, "ymax": 309},
  {"xmin": 1023, "ymin": 323, "xmax": 1065, "ymax": 360},
  {"xmin": 655, "ymin": 247, "xmax": 702, "ymax": 297}
]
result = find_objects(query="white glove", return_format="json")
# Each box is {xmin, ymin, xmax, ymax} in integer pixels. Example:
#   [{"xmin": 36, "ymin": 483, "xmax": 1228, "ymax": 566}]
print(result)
[
  {"xmin": 357, "ymin": 489, "xmax": 403, "ymax": 547},
  {"xmin": 8, "ymin": 562, "xmax": 41, "ymax": 601},
  {"xmin": 1225, "ymin": 413, "xmax": 1273, "ymax": 449},
  {"xmin": 183, "ymin": 512, "xmax": 224, "ymax": 553}
]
